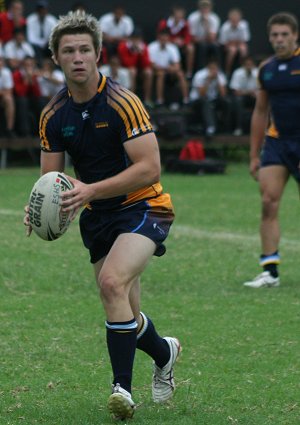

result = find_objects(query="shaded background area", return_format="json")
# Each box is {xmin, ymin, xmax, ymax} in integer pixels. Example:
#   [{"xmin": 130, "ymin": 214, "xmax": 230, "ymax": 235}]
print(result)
[{"xmin": 20, "ymin": 0, "xmax": 300, "ymax": 60}]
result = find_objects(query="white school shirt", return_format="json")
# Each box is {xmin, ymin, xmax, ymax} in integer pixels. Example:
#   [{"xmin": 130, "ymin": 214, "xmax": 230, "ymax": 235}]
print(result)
[
  {"xmin": 190, "ymin": 67, "xmax": 227, "ymax": 101},
  {"xmin": 187, "ymin": 11, "xmax": 220, "ymax": 38},
  {"xmin": 26, "ymin": 13, "xmax": 57, "ymax": 48},
  {"xmin": 99, "ymin": 13, "xmax": 134, "ymax": 38},
  {"xmin": 229, "ymin": 66, "xmax": 258, "ymax": 92},
  {"xmin": 219, "ymin": 20, "xmax": 250, "ymax": 44},
  {"xmin": 4, "ymin": 40, "xmax": 35, "ymax": 60},
  {"xmin": 148, "ymin": 41, "xmax": 180, "ymax": 68},
  {"xmin": 0, "ymin": 66, "xmax": 13, "ymax": 90}
]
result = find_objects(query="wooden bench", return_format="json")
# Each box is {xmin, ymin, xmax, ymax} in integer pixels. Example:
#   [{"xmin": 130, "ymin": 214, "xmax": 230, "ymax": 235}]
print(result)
[
  {"xmin": 0, "ymin": 133, "xmax": 249, "ymax": 169},
  {"xmin": 0, "ymin": 137, "xmax": 40, "ymax": 169}
]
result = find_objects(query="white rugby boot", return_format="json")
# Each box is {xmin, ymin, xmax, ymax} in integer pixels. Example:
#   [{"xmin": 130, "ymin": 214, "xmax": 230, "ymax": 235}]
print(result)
[
  {"xmin": 152, "ymin": 337, "xmax": 181, "ymax": 403},
  {"xmin": 108, "ymin": 383, "xmax": 136, "ymax": 420},
  {"xmin": 243, "ymin": 271, "xmax": 280, "ymax": 288}
]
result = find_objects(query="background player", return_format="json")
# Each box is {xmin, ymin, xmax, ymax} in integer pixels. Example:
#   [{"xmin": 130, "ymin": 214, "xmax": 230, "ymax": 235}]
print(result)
[{"xmin": 244, "ymin": 12, "xmax": 300, "ymax": 288}]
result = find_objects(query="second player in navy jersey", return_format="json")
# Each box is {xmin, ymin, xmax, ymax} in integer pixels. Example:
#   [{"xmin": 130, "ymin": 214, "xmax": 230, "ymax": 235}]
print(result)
[{"xmin": 243, "ymin": 12, "xmax": 300, "ymax": 288}]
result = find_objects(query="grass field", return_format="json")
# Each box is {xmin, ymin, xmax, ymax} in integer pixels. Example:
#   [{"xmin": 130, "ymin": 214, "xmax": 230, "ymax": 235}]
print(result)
[{"xmin": 0, "ymin": 164, "xmax": 299, "ymax": 425}]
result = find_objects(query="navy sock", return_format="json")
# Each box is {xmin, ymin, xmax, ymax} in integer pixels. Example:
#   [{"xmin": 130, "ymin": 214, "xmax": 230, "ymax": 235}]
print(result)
[
  {"xmin": 136, "ymin": 312, "xmax": 170, "ymax": 368},
  {"xmin": 106, "ymin": 318, "xmax": 138, "ymax": 394},
  {"xmin": 263, "ymin": 263, "xmax": 279, "ymax": 278}
]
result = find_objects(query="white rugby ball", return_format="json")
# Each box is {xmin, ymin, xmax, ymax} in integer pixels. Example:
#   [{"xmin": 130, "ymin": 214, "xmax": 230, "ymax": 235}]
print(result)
[{"xmin": 28, "ymin": 171, "xmax": 74, "ymax": 241}]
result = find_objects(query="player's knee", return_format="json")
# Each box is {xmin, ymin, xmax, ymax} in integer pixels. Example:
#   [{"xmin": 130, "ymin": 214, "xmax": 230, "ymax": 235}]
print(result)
[
  {"xmin": 261, "ymin": 196, "xmax": 279, "ymax": 218},
  {"xmin": 98, "ymin": 273, "xmax": 126, "ymax": 302}
]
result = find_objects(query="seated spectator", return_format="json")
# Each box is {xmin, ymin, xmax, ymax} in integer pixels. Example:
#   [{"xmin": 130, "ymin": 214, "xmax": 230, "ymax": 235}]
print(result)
[
  {"xmin": 12, "ymin": 56, "xmax": 43, "ymax": 136},
  {"xmin": 99, "ymin": 54, "xmax": 131, "ymax": 89},
  {"xmin": 4, "ymin": 26, "xmax": 35, "ymax": 70},
  {"xmin": 148, "ymin": 28, "xmax": 189, "ymax": 108},
  {"xmin": 37, "ymin": 57, "xmax": 65, "ymax": 107},
  {"xmin": 117, "ymin": 28, "xmax": 153, "ymax": 105},
  {"xmin": 158, "ymin": 5, "xmax": 195, "ymax": 79},
  {"xmin": 188, "ymin": 0, "xmax": 221, "ymax": 70},
  {"xmin": 0, "ymin": 55, "xmax": 15, "ymax": 137},
  {"xmin": 219, "ymin": 8, "xmax": 250, "ymax": 77},
  {"xmin": 26, "ymin": 0, "xmax": 57, "ymax": 66},
  {"xmin": 229, "ymin": 55, "xmax": 258, "ymax": 136},
  {"xmin": 189, "ymin": 59, "xmax": 231, "ymax": 137},
  {"xmin": 0, "ymin": 0, "xmax": 26, "ymax": 43},
  {"xmin": 99, "ymin": 5, "xmax": 134, "ymax": 57}
]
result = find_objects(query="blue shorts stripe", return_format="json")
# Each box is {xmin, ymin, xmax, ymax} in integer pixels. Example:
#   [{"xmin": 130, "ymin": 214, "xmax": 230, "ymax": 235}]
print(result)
[{"xmin": 131, "ymin": 210, "xmax": 148, "ymax": 233}]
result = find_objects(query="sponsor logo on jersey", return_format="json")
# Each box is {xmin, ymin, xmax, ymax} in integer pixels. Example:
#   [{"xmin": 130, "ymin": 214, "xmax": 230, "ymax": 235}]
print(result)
[
  {"xmin": 278, "ymin": 63, "xmax": 287, "ymax": 71},
  {"xmin": 95, "ymin": 122, "xmax": 109, "ymax": 128},
  {"xmin": 62, "ymin": 126, "xmax": 76, "ymax": 137}
]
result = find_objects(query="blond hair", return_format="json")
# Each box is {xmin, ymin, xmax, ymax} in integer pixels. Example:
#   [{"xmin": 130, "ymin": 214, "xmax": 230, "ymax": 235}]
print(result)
[{"xmin": 49, "ymin": 11, "xmax": 102, "ymax": 56}]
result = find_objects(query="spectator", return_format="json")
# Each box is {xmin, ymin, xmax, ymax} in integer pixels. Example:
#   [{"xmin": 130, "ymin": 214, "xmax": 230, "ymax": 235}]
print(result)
[
  {"xmin": 37, "ymin": 57, "xmax": 65, "ymax": 106},
  {"xmin": 99, "ymin": 54, "xmax": 131, "ymax": 89},
  {"xmin": 117, "ymin": 28, "xmax": 153, "ymax": 106},
  {"xmin": 190, "ymin": 59, "xmax": 231, "ymax": 137},
  {"xmin": 12, "ymin": 56, "xmax": 43, "ymax": 136},
  {"xmin": 219, "ymin": 8, "xmax": 251, "ymax": 77},
  {"xmin": 99, "ymin": 5, "xmax": 134, "ymax": 57},
  {"xmin": 4, "ymin": 26, "xmax": 35, "ymax": 70},
  {"xmin": 0, "ymin": 0, "xmax": 26, "ymax": 43},
  {"xmin": 229, "ymin": 55, "xmax": 258, "ymax": 136},
  {"xmin": 188, "ymin": 0, "xmax": 221, "ymax": 69},
  {"xmin": 148, "ymin": 28, "xmax": 189, "ymax": 108},
  {"xmin": 26, "ymin": 0, "xmax": 57, "ymax": 66},
  {"xmin": 0, "ymin": 55, "xmax": 15, "ymax": 137},
  {"xmin": 158, "ymin": 5, "xmax": 195, "ymax": 79}
]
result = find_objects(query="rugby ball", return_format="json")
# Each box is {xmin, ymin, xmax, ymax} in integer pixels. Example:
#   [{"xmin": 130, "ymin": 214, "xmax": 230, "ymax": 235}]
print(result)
[{"xmin": 28, "ymin": 171, "xmax": 74, "ymax": 241}]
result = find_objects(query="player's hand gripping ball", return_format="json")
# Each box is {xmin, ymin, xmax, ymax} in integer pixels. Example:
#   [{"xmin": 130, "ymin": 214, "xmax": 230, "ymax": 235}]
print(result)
[{"xmin": 28, "ymin": 171, "xmax": 74, "ymax": 241}]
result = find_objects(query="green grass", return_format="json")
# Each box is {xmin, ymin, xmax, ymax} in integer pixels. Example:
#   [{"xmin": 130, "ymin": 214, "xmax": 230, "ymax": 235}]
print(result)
[{"xmin": 0, "ymin": 164, "xmax": 299, "ymax": 424}]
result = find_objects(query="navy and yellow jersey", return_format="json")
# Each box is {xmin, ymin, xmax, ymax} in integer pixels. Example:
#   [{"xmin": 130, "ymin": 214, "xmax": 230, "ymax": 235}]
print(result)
[
  {"xmin": 258, "ymin": 47, "xmax": 300, "ymax": 138},
  {"xmin": 258, "ymin": 48, "xmax": 300, "ymax": 138},
  {"xmin": 39, "ymin": 73, "xmax": 172, "ymax": 212}
]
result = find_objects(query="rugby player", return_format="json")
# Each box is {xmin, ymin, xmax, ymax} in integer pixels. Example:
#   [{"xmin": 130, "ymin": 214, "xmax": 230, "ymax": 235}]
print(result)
[
  {"xmin": 244, "ymin": 12, "xmax": 300, "ymax": 288},
  {"xmin": 24, "ymin": 11, "xmax": 180, "ymax": 420}
]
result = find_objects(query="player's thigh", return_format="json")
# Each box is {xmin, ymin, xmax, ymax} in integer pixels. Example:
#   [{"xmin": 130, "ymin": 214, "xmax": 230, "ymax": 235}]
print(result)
[
  {"xmin": 259, "ymin": 165, "xmax": 289, "ymax": 201},
  {"xmin": 100, "ymin": 233, "xmax": 156, "ymax": 284}
]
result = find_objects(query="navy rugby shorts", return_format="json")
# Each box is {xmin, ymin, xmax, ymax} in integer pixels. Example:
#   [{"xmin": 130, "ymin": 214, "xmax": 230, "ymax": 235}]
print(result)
[
  {"xmin": 261, "ymin": 135, "xmax": 300, "ymax": 182},
  {"xmin": 79, "ymin": 201, "xmax": 175, "ymax": 263}
]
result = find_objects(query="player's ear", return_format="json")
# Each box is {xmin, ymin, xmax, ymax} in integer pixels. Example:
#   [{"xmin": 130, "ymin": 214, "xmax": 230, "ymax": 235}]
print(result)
[
  {"xmin": 96, "ymin": 48, "xmax": 101, "ymax": 64},
  {"xmin": 52, "ymin": 54, "xmax": 59, "ymax": 66}
]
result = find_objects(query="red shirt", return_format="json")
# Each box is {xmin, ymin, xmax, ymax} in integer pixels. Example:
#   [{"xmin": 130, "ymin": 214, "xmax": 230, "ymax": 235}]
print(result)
[
  {"xmin": 0, "ymin": 11, "xmax": 26, "ymax": 43},
  {"xmin": 118, "ymin": 40, "xmax": 151, "ymax": 69},
  {"xmin": 158, "ymin": 18, "xmax": 192, "ymax": 45},
  {"xmin": 13, "ymin": 69, "xmax": 41, "ymax": 97}
]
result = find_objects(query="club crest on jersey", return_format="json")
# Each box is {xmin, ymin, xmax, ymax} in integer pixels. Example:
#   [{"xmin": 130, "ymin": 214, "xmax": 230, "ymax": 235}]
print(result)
[{"xmin": 82, "ymin": 110, "xmax": 90, "ymax": 120}]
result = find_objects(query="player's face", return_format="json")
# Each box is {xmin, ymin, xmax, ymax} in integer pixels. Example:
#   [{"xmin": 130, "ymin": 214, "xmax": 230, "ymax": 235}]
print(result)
[
  {"xmin": 269, "ymin": 24, "xmax": 298, "ymax": 59},
  {"xmin": 54, "ymin": 33, "xmax": 100, "ymax": 85}
]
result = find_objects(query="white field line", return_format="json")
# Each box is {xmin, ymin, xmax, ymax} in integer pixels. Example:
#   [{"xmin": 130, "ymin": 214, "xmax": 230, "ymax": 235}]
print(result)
[
  {"xmin": 172, "ymin": 224, "xmax": 300, "ymax": 249},
  {"xmin": 1, "ymin": 208, "xmax": 299, "ymax": 249}
]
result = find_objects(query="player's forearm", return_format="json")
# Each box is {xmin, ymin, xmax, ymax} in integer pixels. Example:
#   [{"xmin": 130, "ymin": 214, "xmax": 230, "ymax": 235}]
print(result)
[
  {"xmin": 88, "ymin": 160, "xmax": 161, "ymax": 201},
  {"xmin": 249, "ymin": 110, "xmax": 268, "ymax": 159}
]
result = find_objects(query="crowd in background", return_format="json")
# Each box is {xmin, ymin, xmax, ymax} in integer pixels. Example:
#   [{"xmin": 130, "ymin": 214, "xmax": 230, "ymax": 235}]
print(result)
[{"xmin": 0, "ymin": 0, "xmax": 261, "ymax": 139}]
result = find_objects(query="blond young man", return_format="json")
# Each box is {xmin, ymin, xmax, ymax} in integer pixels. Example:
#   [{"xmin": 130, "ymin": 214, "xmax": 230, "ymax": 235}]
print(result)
[{"xmin": 24, "ymin": 11, "xmax": 180, "ymax": 421}]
